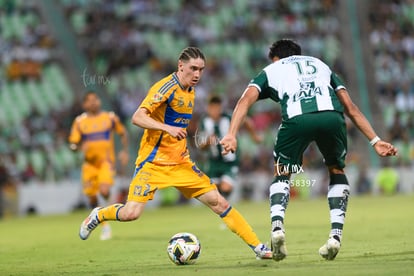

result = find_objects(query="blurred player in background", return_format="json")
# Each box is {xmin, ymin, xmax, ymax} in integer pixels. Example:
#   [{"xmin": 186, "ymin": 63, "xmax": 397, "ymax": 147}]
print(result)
[
  {"xmin": 78, "ymin": 47, "xmax": 273, "ymax": 260},
  {"xmin": 198, "ymin": 95, "xmax": 261, "ymax": 199},
  {"xmin": 69, "ymin": 91, "xmax": 129, "ymax": 240},
  {"xmin": 220, "ymin": 39, "xmax": 398, "ymax": 261}
]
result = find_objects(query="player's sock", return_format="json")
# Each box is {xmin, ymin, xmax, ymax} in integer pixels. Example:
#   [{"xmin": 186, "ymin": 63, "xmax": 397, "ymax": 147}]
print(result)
[
  {"xmin": 270, "ymin": 175, "xmax": 290, "ymax": 232},
  {"xmin": 327, "ymin": 174, "xmax": 350, "ymax": 241},
  {"xmin": 220, "ymin": 206, "xmax": 261, "ymax": 248},
  {"xmin": 96, "ymin": 203, "xmax": 124, "ymax": 221}
]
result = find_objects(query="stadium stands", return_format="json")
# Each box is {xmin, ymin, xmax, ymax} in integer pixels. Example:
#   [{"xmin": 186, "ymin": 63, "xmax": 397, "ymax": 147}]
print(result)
[
  {"xmin": 0, "ymin": 1, "xmax": 79, "ymax": 182},
  {"xmin": 368, "ymin": 0, "xmax": 414, "ymax": 166}
]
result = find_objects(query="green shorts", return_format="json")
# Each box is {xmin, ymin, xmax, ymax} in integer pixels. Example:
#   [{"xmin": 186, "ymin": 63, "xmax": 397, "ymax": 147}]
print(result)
[
  {"xmin": 206, "ymin": 160, "xmax": 239, "ymax": 186},
  {"xmin": 274, "ymin": 111, "xmax": 347, "ymax": 171}
]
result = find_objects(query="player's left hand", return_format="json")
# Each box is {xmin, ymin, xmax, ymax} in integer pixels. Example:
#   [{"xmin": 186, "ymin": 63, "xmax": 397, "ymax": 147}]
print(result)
[
  {"xmin": 220, "ymin": 134, "xmax": 237, "ymax": 155},
  {"xmin": 374, "ymin": 140, "xmax": 398, "ymax": 157}
]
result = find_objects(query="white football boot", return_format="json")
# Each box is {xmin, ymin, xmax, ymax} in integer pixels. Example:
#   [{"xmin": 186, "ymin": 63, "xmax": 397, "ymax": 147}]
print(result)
[
  {"xmin": 271, "ymin": 230, "xmax": 287, "ymax": 261},
  {"xmin": 254, "ymin": 243, "xmax": 272, "ymax": 260},
  {"xmin": 319, "ymin": 236, "xmax": 341, "ymax": 260},
  {"xmin": 79, "ymin": 207, "xmax": 100, "ymax": 240}
]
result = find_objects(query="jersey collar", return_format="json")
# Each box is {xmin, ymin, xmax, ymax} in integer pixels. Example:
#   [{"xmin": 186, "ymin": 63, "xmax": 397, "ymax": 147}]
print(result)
[{"xmin": 173, "ymin": 73, "xmax": 193, "ymax": 92}]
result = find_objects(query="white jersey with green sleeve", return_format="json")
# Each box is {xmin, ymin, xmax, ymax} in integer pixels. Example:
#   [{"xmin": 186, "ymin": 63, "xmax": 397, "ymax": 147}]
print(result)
[{"xmin": 248, "ymin": 55, "xmax": 345, "ymax": 120}]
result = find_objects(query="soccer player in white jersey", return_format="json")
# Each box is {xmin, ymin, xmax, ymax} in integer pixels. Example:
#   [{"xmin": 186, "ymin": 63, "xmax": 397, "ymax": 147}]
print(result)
[
  {"xmin": 198, "ymin": 95, "xmax": 261, "ymax": 199},
  {"xmin": 220, "ymin": 39, "xmax": 398, "ymax": 261}
]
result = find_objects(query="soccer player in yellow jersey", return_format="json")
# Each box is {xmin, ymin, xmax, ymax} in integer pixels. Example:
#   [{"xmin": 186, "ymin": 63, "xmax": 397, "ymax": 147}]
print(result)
[
  {"xmin": 69, "ymin": 91, "xmax": 129, "ymax": 240},
  {"xmin": 78, "ymin": 47, "xmax": 272, "ymax": 259}
]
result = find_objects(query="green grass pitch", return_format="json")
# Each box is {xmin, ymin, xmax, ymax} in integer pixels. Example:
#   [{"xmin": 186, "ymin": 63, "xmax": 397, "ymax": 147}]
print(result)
[{"xmin": 0, "ymin": 195, "xmax": 413, "ymax": 275}]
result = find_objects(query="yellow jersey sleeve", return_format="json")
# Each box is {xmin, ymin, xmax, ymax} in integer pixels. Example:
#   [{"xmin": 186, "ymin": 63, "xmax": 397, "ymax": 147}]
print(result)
[
  {"xmin": 139, "ymin": 74, "xmax": 176, "ymax": 114},
  {"xmin": 109, "ymin": 112, "xmax": 126, "ymax": 136},
  {"xmin": 68, "ymin": 115, "xmax": 83, "ymax": 144}
]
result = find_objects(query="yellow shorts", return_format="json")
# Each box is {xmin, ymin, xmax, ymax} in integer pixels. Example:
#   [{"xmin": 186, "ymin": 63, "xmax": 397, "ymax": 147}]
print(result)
[
  {"xmin": 127, "ymin": 161, "xmax": 217, "ymax": 203},
  {"xmin": 81, "ymin": 161, "xmax": 115, "ymax": 197}
]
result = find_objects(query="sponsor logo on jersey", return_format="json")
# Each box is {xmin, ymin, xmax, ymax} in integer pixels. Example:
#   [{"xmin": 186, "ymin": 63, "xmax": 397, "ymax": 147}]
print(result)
[
  {"xmin": 293, "ymin": 81, "xmax": 322, "ymax": 102},
  {"xmin": 177, "ymin": 96, "xmax": 185, "ymax": 107},
  {"xmin": 174, "ymin": 118, "xmax": 191, "ymax": 125}
]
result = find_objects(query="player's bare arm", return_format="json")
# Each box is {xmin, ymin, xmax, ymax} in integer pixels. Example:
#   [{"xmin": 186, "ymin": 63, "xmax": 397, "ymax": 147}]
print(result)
[
  {"xmin": 336, "ymin": 89, "xmax": 398, "ymax": 157},
  {"xmin": 220, "ymin": 86, "xmax": 259, "ymax": 155},
  {"xmin": 132, "ymin": 107, "xmax": 187, "ymax": 140}
]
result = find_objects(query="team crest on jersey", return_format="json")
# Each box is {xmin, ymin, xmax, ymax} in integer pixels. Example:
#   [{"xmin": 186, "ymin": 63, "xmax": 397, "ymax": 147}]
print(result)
[
  {"xmin": 293, "ymin": 81, "xmax": 322, "ymax": 102},
  {"xmin": 177, "ymin": 96, "xmax": 185, "ymax": 107}
]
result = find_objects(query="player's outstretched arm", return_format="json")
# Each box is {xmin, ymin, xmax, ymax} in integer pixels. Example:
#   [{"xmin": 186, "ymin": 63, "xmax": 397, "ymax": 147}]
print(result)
[
  {"xmin": 220, "ymin": 87, "xmax": 259, "ymax": 154},
  {"xmin": 336, "ymin": 89, "xmax": 398, "ymax": 157}
]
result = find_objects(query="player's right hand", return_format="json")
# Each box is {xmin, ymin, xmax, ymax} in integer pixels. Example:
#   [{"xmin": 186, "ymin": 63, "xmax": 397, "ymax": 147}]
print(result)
[
  {"xmin": 220, "ymin": 134, "xmax": 237, "ymax": 155},
  {"xmin": 166, "ymin": 126, "xmax": 187, "ymax": 140}
]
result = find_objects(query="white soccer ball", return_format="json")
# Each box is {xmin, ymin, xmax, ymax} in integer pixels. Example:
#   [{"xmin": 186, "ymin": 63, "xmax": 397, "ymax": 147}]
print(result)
[{"xmin": 167, "ymin": 232, "xmax": 201, "ymax": 265}]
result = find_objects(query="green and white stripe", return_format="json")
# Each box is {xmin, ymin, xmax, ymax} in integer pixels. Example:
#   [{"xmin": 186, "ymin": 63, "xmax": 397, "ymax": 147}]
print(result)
[{"xmin": 249, "ymin": 55, "xmax": 345, "ymax": 121}]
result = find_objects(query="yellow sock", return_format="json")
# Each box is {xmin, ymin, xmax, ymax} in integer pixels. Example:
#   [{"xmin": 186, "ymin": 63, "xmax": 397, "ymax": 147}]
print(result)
[
  {"xmin": 220, "ymin": 206, "xmax": 261, "ymax": 248},
  {"xmin": 97, "ymin": 204, "xmax": 124, "ymax": 221}
]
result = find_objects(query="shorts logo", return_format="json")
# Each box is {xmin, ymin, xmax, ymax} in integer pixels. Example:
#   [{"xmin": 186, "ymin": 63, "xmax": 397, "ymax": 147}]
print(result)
[{"xmin": 192, "ymin": 165, "xmax": 204, "ymax": 177}]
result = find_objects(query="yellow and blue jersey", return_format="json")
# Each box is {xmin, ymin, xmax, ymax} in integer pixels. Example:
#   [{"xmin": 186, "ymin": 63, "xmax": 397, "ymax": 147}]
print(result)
[
  {"xmin": 69, "ymin": 111, "xmax": 126, "ymax": 166},
  {"xmin": 136, "ymin": 73, "xmax": 195, "ymax": 166}
]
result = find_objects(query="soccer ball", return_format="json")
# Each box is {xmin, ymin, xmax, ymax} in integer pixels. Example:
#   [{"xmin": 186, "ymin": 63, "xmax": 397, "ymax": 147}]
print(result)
[{"xmin": 167, "ymin": 232, "xmax": 201, "ymax": 265}]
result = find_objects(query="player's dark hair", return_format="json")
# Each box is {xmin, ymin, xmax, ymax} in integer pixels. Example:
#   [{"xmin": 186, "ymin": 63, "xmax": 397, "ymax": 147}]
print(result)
[
  {"xmin": 179, "ymin": 47, "xmax": 205, "ymax": 62},
  {"xmin": 83, "ymin": 91, "xmax": 97, "ymax": 102},
  {"xmin": 208, "ymin": 95, "xmax": 222, "ymax": 104},
  {"xmin": 268, "ymin": 39, "xmax": 301, "ymax": 60}
]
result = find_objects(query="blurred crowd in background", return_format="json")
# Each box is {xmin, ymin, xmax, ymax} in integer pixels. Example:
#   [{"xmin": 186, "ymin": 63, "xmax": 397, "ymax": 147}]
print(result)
[
  {"xmin": 0, "ymin": 0, "xmax": 413, "ymax": 212},
  {"xmin": 369, "ymin": 0, "xmax": 414, "ymax": 166}
]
